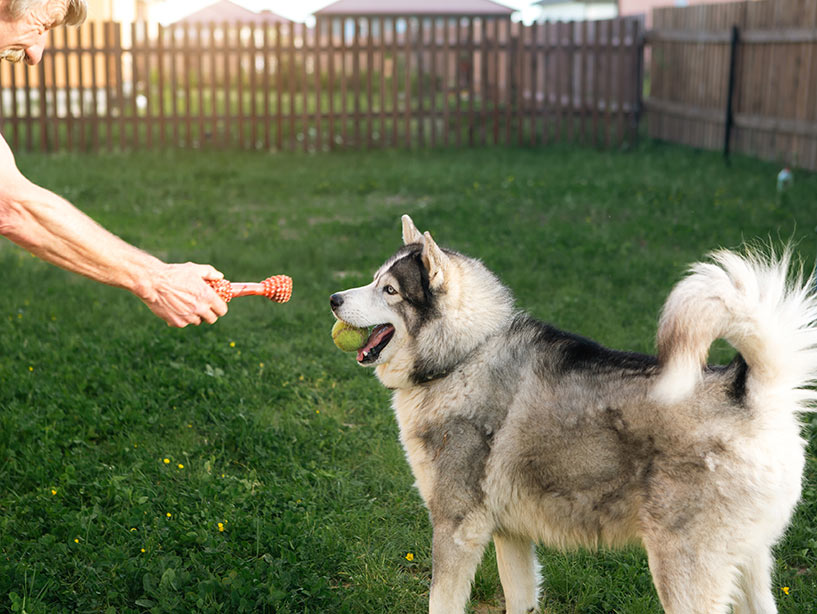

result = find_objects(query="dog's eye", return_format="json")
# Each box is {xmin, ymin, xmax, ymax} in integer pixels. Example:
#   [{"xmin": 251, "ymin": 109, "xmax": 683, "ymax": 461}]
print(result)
[{"xmin": 384, "ymin": 285, "xmax": 398, "ymax": 296}]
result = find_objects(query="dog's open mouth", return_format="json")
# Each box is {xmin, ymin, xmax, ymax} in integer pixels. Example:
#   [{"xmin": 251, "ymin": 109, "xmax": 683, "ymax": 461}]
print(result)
[{"xmin": 357, "ymin": 324, "xmax": 395, "ymax": 364}]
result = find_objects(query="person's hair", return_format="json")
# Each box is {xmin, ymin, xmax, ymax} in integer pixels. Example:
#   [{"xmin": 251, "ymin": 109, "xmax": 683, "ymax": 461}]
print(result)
[{"xmin": 7, "ymin": 0, "xmax": 87, "ymax": 26}]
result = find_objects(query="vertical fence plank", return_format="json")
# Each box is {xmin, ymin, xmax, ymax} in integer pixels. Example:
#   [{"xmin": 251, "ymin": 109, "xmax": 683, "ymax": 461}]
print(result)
[
  {"xmin": 415, "ymin": 18, "xmax": 425, "ymax": 148},
  {"xmin": 87, "ymin": 23, "xmax": 98, "ymax": 150},
  {"xmin": 64, "ymin": 27, "xmax": 74, "ymax": 150},
  {"xmin": 10, "ymin": 61, "xmax": 20, "ymax": 150},
  {"xmin": 351, "ymin": 18, "xmax": 359, "ymax": 148},
  {"xmin": 159, "ymin": 24, "xmax": 168, "ymax": 147},
  {"xmin": 324, "ymin": 20, "xmax": 332, "ymax": 150},
  {"xmin": 503, "ymin": 18, "xmax": 511, "ymax": 145},
  {"xmin": 221, "ymin": 21, "xmax": 230, "ymax": 148},
  {"xmin": 261, "ymin": 24, "xmax": 270, "ymax": 150},
  {"xmin": 604, "ymin": 19, "xmax": 614, "ymax": 148},
  {"xmin": 365, "ymin": 17, "xmax": 374, "ymax": 149},
  {"xmin": 208, "ymin": 23, "xmax": 217, "ymax": 148},
  {"xmin": 104, "ymin": 21, "xmax": 113, "ymax": 150},
  {"xmin": 404, "ymin": 17, "xmax": 412, "ymax": 148},
  {"xmin": 378, "ymin": 16, "xmax": 386, "ymax": 148},
  {"xmin": 300, "ymin": 23, "xmax": 309, "ymax": 152},
  {"xmin": 567, "ymin": 21, "xmax": 577, "ymax": 144},
  {"xmin": 341, "ymin": 18, "xmax": 349, "ymax": 147},
  {"xmin": 467, "ymin": 17, "xmax": 475, "ymax": 146},
  {"xmin": 73, "ymin": 25, "xmax": 83, "ymax": 151},
  {"xmin": 273, "ymin": 22, "xmax": 281, "ymax": 150},
  {"xmin": 315, "ymin": 20, "xmax": 323, "ymax": 152},
  {"xmin": 194, "ymin": 23, "xmax": 202, "ymax": 148},
  {"xmin": 390, "ymin": 17, "xmax": 398, "ymax": 148},
  {"xmin": 184, "ymin": 24, "xmax": 193, "ymax": 147},
  {"xmin": 236, "ymin": 23, "xmax": 245, "ymax": 148},
  {"xmin": 616, "ymin": 19, "xmax": 626, "ymax": 147},
  {"xmin": 48, "ymin": 29, "xmax": 59, "ymax": 150},
  {"xmin": 287, "ymin": 21, "xmax": 296, "ymax": 151},
  {"xmin": 130, "ymin": 22, "xmax": 137, "ymax": 148},
  {"xmin": 429, "ymin": 18, "xmax": 438, "ymax": 148},
  {"xmin": 492, "ymin": 19, "xmax": 501, "ymax": 145},
  {"xmin": 453, "ymin": 17, "xmax": 462, "ymax": 147}
]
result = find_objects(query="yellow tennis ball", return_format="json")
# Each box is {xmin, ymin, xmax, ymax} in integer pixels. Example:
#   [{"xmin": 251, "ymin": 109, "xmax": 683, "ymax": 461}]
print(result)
[{"xmin": 331, "ymin": 320, "xmax": 368, "ymax": 352}]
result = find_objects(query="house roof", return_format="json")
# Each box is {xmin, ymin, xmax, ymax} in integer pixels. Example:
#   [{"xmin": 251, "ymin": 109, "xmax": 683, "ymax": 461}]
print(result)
[
  {"xmin": 173, "ymin": 0, "xmax": 292, "ymax": 24},
  {"xmin": 533, "ymin": 0, "xmax": 615, "ymax": 5},
  {"xmin": 314, "ymin": 0, "xmax": 515, "ymax": 17}
]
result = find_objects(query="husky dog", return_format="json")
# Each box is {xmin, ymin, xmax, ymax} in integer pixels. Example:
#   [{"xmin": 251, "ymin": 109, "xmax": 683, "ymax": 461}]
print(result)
[{"xmin": 329, "ymin": 215, "xmax": 817, "ymax": 614}]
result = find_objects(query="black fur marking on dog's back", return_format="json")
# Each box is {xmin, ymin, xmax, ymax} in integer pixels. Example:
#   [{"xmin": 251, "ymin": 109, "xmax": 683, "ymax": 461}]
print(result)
[{"xmin": 510, "ymin": 315, "xmax": 658, "ymax": 377}]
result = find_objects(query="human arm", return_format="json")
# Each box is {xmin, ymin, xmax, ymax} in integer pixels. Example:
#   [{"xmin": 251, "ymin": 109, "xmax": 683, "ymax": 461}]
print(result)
[{"xmin": 0, "ymin": 134, "xmax": 227, "ymax": 326}]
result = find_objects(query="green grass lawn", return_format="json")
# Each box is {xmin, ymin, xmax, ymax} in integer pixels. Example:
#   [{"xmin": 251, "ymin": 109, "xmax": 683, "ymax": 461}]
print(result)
[{"xmin": 1, "ymin": 143, "xmax": 816, "ymax": 613}]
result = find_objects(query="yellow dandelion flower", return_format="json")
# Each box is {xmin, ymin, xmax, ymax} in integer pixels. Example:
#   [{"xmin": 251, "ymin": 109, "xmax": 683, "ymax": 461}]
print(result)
[
  {"xmin": 51, "ymin": 489, "xmax": 57, "ymax": 495},
  {"xmin": 74, "ymin": 538, "xmax": 79, "ymax": 544},
  {"xmin": 28, "ymin": 366, "xmax": 33, "ymax": 372},
  {"xmin": 229, "ymin": 341, "xmax": 236, "ymax": 348},
  {"xmin": 781, "ymin": 587, "xmax": 790, "ymax": 595},
  {"xmin": 141, "ymin": 548, "xmax": 146, "ymax": 553},
  {"xmin": 405, "ymin": 552, "xmax": 414, "ymax": 562},
  {"xmin": 218, "ymin": 522, "xmax": 225, "ymax": 532},
  {"xmin": 163, "ymin": 458, "xmax": 170, "ymax": 464},
  {"xmin": 178, "ymin": 463, "xmax": 184, "ymax": 469},
  {"xmin": 259, "ymin": 362, "xmax": 265, "ymax": 368},
  {"xmin": 166, "ymin": 512, "xmax": 172, "ymax": 518}
]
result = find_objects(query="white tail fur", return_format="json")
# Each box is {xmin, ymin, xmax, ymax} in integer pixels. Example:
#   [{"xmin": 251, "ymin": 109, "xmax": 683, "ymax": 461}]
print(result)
[{"xmin": 652, "ymin": 248, "xmax": 817, "ymax": 409}]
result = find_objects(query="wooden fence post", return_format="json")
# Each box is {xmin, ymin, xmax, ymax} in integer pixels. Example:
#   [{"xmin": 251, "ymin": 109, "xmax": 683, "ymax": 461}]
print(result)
[{"xmin": 723, "ymin": 24, "xmax": 739, "ymax": 162}]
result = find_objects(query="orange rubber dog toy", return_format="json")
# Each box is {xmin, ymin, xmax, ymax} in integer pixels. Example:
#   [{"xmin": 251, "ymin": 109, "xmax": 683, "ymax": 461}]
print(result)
[{"xmin": 208, "ymin": 275, "xmax": 292, "ymax": 303}]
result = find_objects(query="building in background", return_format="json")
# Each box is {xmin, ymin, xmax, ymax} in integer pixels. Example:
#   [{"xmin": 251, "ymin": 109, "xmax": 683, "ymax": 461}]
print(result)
[
  {"xmin": 533, "ymin": 0, "xmax": 618, "ymax": 21},
  {"xmin": 83, "ymin": 0, "xmax": 163, "ymax": 22},
  {"xmin": 315, "ymin": 0, "xmax": 516, "ymax": 18},
  {"xmin": 618, "ymin": 0, "xmax": 758, "ymax": 26},
  {"xmin": 171, "ymin": 0, "xmax": 291, "ymax": 25}
]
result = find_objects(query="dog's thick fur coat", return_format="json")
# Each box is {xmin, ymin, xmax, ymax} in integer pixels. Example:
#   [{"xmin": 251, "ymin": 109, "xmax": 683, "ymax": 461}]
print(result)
[{"xmin": 330, "ymin": 216, "xmax": 817, "ymax": 614}]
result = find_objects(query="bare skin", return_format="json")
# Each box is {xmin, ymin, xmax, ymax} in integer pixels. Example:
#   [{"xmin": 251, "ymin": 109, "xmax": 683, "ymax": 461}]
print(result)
[{"xmin": 0, "ymin": 0, "xmax": 228, "ymax": 326}]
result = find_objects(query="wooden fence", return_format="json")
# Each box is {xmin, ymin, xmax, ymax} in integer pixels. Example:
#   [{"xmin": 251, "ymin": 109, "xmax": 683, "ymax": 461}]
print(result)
[
  {"xmin": 0, "ymin": 17, "xmax": 642, "ymax": 153},
  {"xmin": 645, "ymin": 0, "xmax": 817, "ymax": 171}
]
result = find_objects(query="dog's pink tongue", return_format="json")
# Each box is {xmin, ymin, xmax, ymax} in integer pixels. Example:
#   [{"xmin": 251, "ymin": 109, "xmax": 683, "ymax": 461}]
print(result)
[{"xmin": 357, "ymin": 324, "xmax": 395, "ymax": 362}]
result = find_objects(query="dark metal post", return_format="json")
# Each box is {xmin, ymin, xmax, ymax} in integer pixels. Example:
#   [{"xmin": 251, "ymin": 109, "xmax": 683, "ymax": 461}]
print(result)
[{"xmin": 723, "ymin": 24, "xmax": 739, "ymax": 162}]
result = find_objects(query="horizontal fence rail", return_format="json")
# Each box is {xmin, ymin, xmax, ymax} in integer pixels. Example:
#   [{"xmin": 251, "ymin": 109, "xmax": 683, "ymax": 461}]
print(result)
[
  {"xmin": 645, "ymin": 0, "xmax": 817, "ymax": 171},
  {"xmin": 0, "ymin": 17, "xmax": 642, "ymax": 153}
]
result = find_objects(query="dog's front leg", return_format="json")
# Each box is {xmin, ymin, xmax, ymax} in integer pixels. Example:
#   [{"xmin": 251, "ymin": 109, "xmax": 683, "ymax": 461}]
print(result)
[{"xmin": 428, "ymin": 519, "xmax": 491, "ymax": 614}]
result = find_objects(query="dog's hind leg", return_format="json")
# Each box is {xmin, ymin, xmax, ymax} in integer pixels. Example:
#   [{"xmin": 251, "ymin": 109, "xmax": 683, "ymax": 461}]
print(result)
[
  {"xmin": 494, "ymin": 534, "xmax": 540, "ymax": 614},
  {"xmin": 428, "ymin": 518, "xmax": 492, "ymax": 614},
  {"xmin": 733, "ymin": 549, "xmax": 778, "ymax": 614},
  {"xmin": 643, "ymin": 536, "xmax": 739, "ymax": 614}
]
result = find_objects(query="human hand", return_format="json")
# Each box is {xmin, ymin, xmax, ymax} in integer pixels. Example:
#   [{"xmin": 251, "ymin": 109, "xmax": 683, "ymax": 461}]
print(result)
[{"xmin": 140, "ymin": 262, "xmax": 228, "ymax": 327}]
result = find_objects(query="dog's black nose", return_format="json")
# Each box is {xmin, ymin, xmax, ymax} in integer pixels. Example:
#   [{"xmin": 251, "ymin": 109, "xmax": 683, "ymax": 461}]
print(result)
[{"xmin": 329, "ymin": 293, "xmax": 344, "ymax": 310}]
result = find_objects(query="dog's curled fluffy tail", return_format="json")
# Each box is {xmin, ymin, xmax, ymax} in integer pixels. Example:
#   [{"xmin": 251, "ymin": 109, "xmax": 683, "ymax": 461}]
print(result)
[{"xmin": 653, "ymin": 248, "xmax": 817, "ymax": 409}]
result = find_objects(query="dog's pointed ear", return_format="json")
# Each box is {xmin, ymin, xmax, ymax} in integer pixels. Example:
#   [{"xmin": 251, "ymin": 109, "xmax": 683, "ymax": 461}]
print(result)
[
  {"xmin": 402, "ymin": 215, "xmax": 424, "ymax": 246},
  {"xmin": 422, "ymin": 231, "xmax": 448, "ymax": 290}
]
